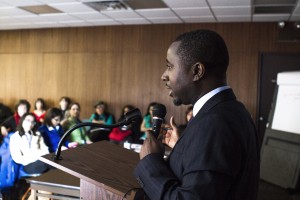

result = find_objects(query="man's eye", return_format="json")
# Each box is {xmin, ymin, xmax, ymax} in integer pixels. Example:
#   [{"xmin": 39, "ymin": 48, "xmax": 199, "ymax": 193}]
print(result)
[{"xmin": 166, "ymin": 64, "xmax": 172, "ymax": 69}]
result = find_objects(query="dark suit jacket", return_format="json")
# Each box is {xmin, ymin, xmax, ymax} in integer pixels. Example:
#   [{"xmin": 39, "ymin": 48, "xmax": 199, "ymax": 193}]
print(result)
[{"xmin": 134, "ymin": 89, "xmax": 260, "ymax": 200}]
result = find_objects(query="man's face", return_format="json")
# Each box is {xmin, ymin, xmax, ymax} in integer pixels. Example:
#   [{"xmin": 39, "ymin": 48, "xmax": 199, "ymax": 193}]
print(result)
[{"xmin": 161, "ymin": 42, "xmax": 193, "ymax": 106}]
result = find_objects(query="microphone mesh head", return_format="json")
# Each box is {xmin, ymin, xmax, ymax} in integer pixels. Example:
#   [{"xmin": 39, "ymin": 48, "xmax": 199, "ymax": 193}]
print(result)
[{"xmin": 153, "ymin": 103, "xmax": 167, "ymax": 118}]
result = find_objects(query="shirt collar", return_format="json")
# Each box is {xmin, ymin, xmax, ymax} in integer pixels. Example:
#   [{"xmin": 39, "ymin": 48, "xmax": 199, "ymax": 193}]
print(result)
[
  {"xmin": 193, "ymin": 86, "xmax": 230, "ymax": 117},
  {"xmin": 48, "ymin": 125, "xmax": 60, "ymax": 131},
  {"xmin": 23, "ymin": 131, "xmax": 32, "ymax": 140}
]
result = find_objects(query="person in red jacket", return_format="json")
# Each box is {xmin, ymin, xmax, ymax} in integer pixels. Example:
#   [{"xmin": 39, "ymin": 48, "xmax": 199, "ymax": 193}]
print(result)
[{"xmin": 1, "ymin": 99, "xmax": 31, "ymax": 138}]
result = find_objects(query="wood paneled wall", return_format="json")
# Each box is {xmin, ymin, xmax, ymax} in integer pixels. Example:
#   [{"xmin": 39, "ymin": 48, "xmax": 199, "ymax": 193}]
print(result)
[{"xmin": 0, "ymin": 23, "xmax": 300, "ymax": 125}]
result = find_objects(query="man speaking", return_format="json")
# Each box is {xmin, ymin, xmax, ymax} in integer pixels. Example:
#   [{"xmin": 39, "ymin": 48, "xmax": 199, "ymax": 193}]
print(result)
[{"xmin": 134, "ymin": 29, "xmax": 260, "ymax": 200}]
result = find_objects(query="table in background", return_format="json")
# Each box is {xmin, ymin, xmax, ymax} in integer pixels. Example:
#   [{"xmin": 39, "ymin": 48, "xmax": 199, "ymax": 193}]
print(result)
[{"xmin": 26, "ymin": 169, "xmax": 80, "ymax": 200}]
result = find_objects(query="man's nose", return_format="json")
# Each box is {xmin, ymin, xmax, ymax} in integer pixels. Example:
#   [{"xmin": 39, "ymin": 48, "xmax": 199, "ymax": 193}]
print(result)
[{"xmin": 161, "ymin": 73, "xmax": 168, "ymax": 81}]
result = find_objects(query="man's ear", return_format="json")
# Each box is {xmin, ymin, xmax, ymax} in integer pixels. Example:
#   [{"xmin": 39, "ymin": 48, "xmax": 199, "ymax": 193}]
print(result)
[{"xmin": 192, "ymin": 62, "xmax": 205, "ymax": 81}]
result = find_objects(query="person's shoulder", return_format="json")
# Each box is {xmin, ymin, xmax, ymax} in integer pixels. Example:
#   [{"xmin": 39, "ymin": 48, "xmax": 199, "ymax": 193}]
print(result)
[
  {"xmin": 89, "ymin": 113, "xmax": 97, "ymax": 120},
  {"xmin": 38, "ymin": 124, "xmax": 47, "ymax": 129},
  {"xmin": 61, "ymin": 119, "xmax": 71, "ymax": 127},
  {"xmin": 9, "ymin": 131, "xmax": 20, "ymax": 140},
  {"xmin": 9, "ymin": 132, "xmax": 21, "ymax": 148},
  {"xmin": 38, "ymin": 125, "xmax": 49, "ymax": 133},
  {"xmin": 2, "ymin": 115, "xmax": 14, "ymax": 124}
]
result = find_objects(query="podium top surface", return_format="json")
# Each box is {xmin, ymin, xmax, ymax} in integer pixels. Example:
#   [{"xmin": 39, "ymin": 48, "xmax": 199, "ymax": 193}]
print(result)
[{"xmin": 40, "ymin": 141, "xmax": 140, "ymax": 196}]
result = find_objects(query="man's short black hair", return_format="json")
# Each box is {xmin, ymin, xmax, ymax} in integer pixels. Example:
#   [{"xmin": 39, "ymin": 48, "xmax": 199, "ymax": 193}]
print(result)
[{"xmin": 174, "ymin": 29, "xmax": 229, "ymax": 77}]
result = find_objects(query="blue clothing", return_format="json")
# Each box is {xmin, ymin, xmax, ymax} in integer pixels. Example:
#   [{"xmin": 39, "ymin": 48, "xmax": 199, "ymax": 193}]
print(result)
[
  {"xmin": 0, "ymin": 133, "xmax": 20, "ymax": 191},
  {"xmin": 39, "ymin": 125, "xmax": 67, "ymax": 153}
]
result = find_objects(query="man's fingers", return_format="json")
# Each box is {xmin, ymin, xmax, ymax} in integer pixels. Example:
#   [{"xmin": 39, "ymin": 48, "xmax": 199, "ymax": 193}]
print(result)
[{"xmin": 145, "ymin": 130, "xmax": 155, "ymax": 140}]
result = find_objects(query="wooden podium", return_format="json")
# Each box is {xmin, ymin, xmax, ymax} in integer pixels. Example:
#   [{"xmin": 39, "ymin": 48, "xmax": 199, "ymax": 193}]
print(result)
[{"xmin": 40, "ymin": 141, "xmax": 140, "ymax": 200}]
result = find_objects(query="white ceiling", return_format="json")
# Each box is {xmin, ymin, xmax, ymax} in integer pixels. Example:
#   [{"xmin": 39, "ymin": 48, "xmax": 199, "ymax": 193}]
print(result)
[{"xmin": 0, "ymin": 0, "xmax": 299, "ymax": 30}]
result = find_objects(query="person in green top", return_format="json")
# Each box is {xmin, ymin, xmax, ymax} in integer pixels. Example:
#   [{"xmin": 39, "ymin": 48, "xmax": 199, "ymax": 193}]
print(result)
[
  {"xmin": 140, "ymin": 102, "xmax": 158, "ymax": 140},
  {"xmin": 89, "ymin": 101, "xmax": 114, "ymax": 125},
  {"xmin": 88, "ymin": 101, "xmax": 115, "ymax": 142},
  {"xmin": 62, "ymin": 102, "xmax": 91, "ymax": 145}
]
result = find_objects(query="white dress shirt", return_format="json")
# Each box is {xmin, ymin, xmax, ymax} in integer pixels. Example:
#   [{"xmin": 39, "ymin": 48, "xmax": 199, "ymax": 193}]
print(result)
[
  {"xmin": 9, "ymin": 131, "xmax": 49, "ymax": 165},
  {"xmin": 193, "ymin": 86, "xmax": 231, "ymax": 117}
]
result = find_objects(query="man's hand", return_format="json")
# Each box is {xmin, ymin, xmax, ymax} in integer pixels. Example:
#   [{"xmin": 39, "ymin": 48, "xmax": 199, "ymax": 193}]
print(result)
[
  {"xmin": 162, "ymin": 116, "xmax": 180, "ymax": 149},
  {"xmin": 139, "ymin": 131, "xmax": 164, "ymax": 160}
]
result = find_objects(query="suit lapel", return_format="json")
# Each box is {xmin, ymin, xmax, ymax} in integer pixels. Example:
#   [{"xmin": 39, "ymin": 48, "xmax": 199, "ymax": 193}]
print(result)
[
  {"xmin": 166, "ymin": 89, "xmax": 237, "ymax": 161},
  {"xmin": 199, "ymin": 89, "xmax": 236, "ymax": 114}
]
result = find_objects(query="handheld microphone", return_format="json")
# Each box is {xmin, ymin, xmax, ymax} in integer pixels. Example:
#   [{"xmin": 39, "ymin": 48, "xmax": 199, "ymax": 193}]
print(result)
[{"xmin": 152, "ymin": 103, "xmax": 167, "ymax": 138}]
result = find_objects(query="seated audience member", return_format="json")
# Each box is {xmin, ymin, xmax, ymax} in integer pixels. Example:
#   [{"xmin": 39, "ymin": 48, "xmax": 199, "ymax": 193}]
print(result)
[
  {"xmin": 9, "ymin": 113, "xmax": 49, "ymax": 174},
  {"xmin": 33, "ymin": 98, "xmax": 47, "ymax": 124},
  {"xmin": 89, "ymin": 101, "xmax": 114, "ymax": 125},
  {"xmin": 39, "ymin": 108, "xmax": 78, "ymax": 153},
  {"xmin": 1, "ymin": 99, "xmax": 31, "ymax": 139},
  {"xmin": 109, "ymin": 105, "xmax": 136, "ymax": 144},
  {"xmin": 140, "ymin": 102, "xmax": 157, "ymax": 140},
  {"xmin": 0, "ymin": 103, "xmax": 13, "ymax": 143},
  {"xmin": 59, "ymin": 96, "xmax": 71, "ymax": 125},
  {"xmin": 0, "ymin": 102, "xmax": 13, "ymax": 125},
  {"xmin": 88, "ymin": 101, "xmax": 115, "ymax": 142},
  {"xmin": 62, "ymin": 102, "xmax": 91, "ymax": 145},
  {"xmin": 0, "ymin": 130, "xmax": 20, "ymax": 200}
]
